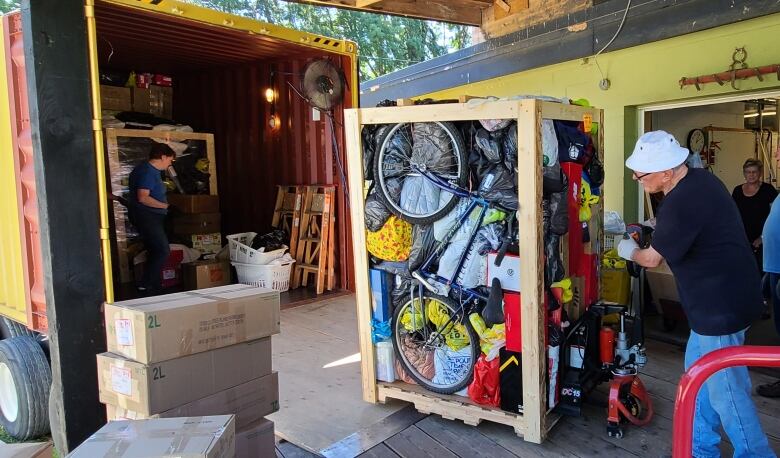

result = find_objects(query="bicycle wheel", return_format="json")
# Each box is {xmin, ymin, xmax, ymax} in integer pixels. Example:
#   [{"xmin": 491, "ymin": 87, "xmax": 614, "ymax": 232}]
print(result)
[
  {"xmin": 373, "ymin": 122, "xmax": 468, "ymax": 225},
  {"xmin": 391, "ymin": 292, "xmax": 478, "ymax": 394}
]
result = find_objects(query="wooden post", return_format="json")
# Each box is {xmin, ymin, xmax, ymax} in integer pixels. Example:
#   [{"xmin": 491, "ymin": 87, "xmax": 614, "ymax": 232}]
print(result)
[
  {"xmin": 516, "ymin": 99, "xmax": 545, "ymax": 443},
  {"xmin": 344, "ymin": 108, "xmax": 377, "ymax": 403}
]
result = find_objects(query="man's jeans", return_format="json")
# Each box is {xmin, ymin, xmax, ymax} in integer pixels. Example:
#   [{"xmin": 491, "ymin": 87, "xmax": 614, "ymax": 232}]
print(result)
[
  {"xmin": 684, "ymin": 329, "xmax": 776, "ymax": 458},
  {"xmin": 130, "ymin": 208, "xmax": 169, "ymax": 292}
]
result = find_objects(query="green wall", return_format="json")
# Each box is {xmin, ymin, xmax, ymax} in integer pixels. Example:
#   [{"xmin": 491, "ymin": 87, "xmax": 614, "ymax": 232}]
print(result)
[{"xmin": 423, "ymin": 13, "xmax": 780, "ymax": 221}]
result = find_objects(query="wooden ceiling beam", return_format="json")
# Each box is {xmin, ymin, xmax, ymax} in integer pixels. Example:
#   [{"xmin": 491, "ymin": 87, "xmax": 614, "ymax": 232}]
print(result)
[{"xmin": 283, "ymin": 0, "xmax": 486, "ymax": 25}]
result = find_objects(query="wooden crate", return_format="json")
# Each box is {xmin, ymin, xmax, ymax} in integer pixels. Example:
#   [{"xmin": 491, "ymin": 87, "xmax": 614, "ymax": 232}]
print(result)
[
  {"xmin": 344, "ymin": 99, "xmax": 604, "ymax": 444},
  {"xmin": 105, "ymin": 128, "xmax": 217, "ymax": 284}
]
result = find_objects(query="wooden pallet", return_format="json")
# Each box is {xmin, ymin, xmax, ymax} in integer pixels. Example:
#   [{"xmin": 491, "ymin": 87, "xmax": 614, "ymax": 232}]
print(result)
[
  {"xmin": 292, "ymin": 185, "xmax": 335, "ymax": 294},
  {"xmin": 271, "ymin": 185, "xmax": 304, "ymax": 261},
  {"xmin": 377, "ymin": 381, "xmax": 562, "ymax": 438}
]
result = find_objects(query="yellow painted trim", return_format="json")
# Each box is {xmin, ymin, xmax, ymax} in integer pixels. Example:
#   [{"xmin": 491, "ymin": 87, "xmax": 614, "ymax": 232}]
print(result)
[
  {"xmin": 85, "ymin": 0, "xmax": 115, "ymax": 303},
  {"xmin": 101, "ymin": 0, "xmax": 358, "ymax": 58},
  {"xmin": 0, "ymin": 17, "xmax": 30, "ymax": 324}
]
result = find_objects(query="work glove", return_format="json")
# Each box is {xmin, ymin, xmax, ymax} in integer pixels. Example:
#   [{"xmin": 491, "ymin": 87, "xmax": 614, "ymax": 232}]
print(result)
[{"xmin": 617, "ymin": 237, "xmax": 639, "ymax": 261}]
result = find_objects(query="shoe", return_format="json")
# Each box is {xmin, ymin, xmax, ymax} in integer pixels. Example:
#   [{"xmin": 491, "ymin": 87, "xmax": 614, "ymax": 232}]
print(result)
[{"xmin": 756, "ymin": 380, "xmax": 780, "ymax": 398}]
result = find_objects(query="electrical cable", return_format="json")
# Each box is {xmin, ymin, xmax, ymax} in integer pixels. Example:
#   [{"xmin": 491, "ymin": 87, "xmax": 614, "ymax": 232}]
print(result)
[{"xmin": 591, "ymin": 0, "xmax": 632, "ymax": 80}]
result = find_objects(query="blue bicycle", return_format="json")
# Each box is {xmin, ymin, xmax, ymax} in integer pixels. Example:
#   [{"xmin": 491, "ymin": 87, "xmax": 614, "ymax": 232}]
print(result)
[{"xmin": 373, "ymin": 121, "xmax": 516, "ymax": 394}]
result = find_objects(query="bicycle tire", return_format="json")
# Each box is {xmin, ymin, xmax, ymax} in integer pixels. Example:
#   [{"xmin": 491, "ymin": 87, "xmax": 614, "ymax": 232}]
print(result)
[
  {"xmin": 391, "ymin": 292, "xmax": 478, "ymax": 394},
  {"xmin": 373, "ymin": 122, "xmax": 468, "ymax": 225}
]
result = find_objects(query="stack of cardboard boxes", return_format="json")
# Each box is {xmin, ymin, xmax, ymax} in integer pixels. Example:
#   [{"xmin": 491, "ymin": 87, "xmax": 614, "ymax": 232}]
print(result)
[
  {"xmin": 97, "ymin": 284, "xmax": 281, "ymax": 457},
  {"xmin": 167, "ymin": 194, "xmax": 230, "ymax": 291}
]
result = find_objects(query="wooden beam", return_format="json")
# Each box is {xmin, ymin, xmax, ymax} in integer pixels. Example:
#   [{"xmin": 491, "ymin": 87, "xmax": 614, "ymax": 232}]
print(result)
[
  {"xmin": 344, "ymin": 108, "xmax": 377, "ymax": 404},
  {"xmin": 516, "ymin": 99, "xmax": 545, "ymax": 444},
  {"xmin": 482, "ymin": 0, "xmax": 590, "ymax": 38},
  {"xmin": 284, "ymin": 0, "xmax": 485, "ymax": 25}
]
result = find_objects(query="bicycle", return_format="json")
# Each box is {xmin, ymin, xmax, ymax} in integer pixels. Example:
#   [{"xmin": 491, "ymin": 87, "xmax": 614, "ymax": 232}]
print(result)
[{"xmin": 372, "ymin": 121, "xmax": 517, "ymax": 394}]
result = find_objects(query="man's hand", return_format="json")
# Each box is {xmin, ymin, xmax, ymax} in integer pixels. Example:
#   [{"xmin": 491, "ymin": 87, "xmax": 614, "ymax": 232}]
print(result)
[
  {"xmin": 617, "ymin": 237, "xmax": 639, "ymax": 261},
  {"xmin": 753, "ymin": 237, "xmax": 763, "ymax": 249}
]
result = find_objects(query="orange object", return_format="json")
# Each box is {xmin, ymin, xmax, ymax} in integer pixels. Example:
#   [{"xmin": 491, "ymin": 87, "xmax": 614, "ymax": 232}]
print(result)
[{"xmin": 600, "ymin": 326, "xmax": 615, "ymax": 365}]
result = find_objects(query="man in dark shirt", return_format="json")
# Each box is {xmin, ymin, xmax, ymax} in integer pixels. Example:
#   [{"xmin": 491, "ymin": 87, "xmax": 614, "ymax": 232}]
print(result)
[
  {"xmin": 617, "ymin": 131, "xmax": 775, "ymax": 458},
  {"xmin": 128, "ymin": 143, "xmax": 176, "ymax": 295}
]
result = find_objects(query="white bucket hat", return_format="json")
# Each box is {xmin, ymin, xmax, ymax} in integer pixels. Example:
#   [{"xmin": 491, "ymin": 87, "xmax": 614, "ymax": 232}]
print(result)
[{"xmin": 625, "ymin": 130, "xmax": 689, "ymax": 173}]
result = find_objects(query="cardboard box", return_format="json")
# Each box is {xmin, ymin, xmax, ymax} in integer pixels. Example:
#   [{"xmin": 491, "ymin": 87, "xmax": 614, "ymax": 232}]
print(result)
[
  {"xmin": 97, "ymin": 338, "xmax": 272, "ymax": 415},
  {"xmin": 486, "ymin": 252, "xmax": 521, "ymax": 292},
  {"xmin": 100, "ymin": 85, "xmax": 132, "ymax": 112},
  {"xmin": 172, "ymin": 212, "xmax": 222, "ymax": 236},
  {"xmin": 646, "ymin": 261, "xmax": 680, "ymax": 302},
  {"xmin": 68, "ymin": 416, "xmax": 235, "ymax": 458},
  {"xmin": 132, "ymin": 86, "xmax": 173, "ymax": 118},
  {"xmin": 105, "ymin": 284, "xmax": 279, "ymax": 364},
  {"xmin": 168, "ymin": 194, "xmax": 220, "ymax": 214},
  {"xmin": 106, "ymin": 371, "xmax": 279, "ymax": 430},
  {"xmin": 190, "ymin": 233, "xmax": 223, "ymax": 256},
  {"xmin": 183, "ymin": 260, "xmax": 231, "ymax": 290},
  {"xmin": 0, "ymin": 442, "xmax": 53, "ymax": 458},
  {"xmin": 236, "ymin": 419, "xmax": 275, "ymax": 458}
]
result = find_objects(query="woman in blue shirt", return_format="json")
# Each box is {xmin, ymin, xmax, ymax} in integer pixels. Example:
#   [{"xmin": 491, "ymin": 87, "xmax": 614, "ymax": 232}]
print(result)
[{"xmin": 128, "ymin": 143, "xmax": 176, "ymax": 295}]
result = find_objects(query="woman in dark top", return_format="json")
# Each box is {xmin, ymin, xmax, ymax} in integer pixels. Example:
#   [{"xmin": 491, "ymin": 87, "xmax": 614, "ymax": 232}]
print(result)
[{"xmin": 732, "ymin": 159, "xmax": 777, "ymax": 266}]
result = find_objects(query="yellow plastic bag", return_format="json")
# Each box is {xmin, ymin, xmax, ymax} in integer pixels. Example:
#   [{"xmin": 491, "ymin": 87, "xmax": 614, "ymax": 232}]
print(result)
[
  {"xmin": 551, "ymin": 278, "xmax": 574, "ymax": 303},
  {"xmin": 366, "ymin": 216, "xmax": 412, "ymax": 261},
  {"xmin": 579, "ymin": 180, "xmax": 600, "ymax": 222},
  {"xmin": 469, "ymin": 313, "xmax": 505, "ymax": 359},
  {"xmin": 399, "ymin": 298, "xmax": 469, "ymax": 351}
]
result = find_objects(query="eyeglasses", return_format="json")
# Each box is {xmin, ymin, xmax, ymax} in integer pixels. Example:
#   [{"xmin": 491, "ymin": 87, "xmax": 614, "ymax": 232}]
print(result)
[{"xmin": 633, "ymin": 171, "xmax": 654, "ymax": 181}]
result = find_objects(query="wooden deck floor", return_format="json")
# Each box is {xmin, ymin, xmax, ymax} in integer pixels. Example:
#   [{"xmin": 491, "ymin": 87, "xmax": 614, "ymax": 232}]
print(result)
[{"xmin": 276, "ymin": 339, "xmax": 780, "ymax": 458}]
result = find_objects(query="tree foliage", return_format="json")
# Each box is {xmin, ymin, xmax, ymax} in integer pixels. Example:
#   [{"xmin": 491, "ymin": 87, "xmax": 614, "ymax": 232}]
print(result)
[
  {"xmin": 0, "ymin": 1, "xmax": 20, "ymax": 14},
  {"xmin": 186, "ymin": 0, "xmax": 471, "ymax": 81}
]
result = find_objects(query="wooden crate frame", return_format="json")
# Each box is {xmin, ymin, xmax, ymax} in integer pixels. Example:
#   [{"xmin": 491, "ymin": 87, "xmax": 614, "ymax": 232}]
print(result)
[
  {"xmin": 345, "ymin": 99, "xmax": 604, "ymax": 444},
  {"xmin": 105, "ymin": 128, "xmax": 218, "ymax": 284}
]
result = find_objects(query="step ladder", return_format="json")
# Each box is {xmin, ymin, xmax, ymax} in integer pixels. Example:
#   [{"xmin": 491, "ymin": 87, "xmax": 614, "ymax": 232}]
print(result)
[
  {"xmin": 292, "ymin": 185, "xmax": 336, "ymax": 294},
  {"xmin": 271, "ymin": 185, "xmax": 304, "ymax": 260}
]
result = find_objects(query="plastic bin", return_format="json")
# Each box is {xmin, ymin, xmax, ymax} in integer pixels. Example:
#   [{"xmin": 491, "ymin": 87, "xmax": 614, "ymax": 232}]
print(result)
[
  {"xmin": 227, "ymin": 232, "xmax": 287, "ymax": 265},
  {"xmin": 232, "ymin": 261, "xmax": 295, "ymax": 292}
]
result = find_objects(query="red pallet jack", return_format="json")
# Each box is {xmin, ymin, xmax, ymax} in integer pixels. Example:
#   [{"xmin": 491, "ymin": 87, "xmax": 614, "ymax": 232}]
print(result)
[{"xmin": 556, "ymin": 303, "xmax": 654, "ymax": 438}]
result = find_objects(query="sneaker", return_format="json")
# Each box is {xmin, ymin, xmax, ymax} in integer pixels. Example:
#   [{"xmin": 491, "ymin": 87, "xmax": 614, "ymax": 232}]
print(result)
[{"xmin": 757, "ymin": 380, "xmax": 780, "ymax": 398}]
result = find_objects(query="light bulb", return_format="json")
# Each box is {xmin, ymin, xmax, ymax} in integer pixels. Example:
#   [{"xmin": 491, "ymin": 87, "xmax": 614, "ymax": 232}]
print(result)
[{"xmin": 265, "ymin": 88, "xmax": 274, "ymax": 103}]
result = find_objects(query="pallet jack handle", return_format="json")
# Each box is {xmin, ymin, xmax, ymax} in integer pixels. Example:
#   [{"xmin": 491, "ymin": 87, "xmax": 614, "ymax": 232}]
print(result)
[{"xmin": 672, "ymin": 345, "xmax": 780, "ymax": 458}]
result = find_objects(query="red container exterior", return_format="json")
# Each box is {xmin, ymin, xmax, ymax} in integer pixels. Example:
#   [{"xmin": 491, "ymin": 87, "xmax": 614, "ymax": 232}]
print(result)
[
  {"xmin": 599, "ymin": 326, "xmax": 615, "ymax": 365},
  {"xmin": 2, "ymin": 12, "xmax": 47, "ymax": 333}
]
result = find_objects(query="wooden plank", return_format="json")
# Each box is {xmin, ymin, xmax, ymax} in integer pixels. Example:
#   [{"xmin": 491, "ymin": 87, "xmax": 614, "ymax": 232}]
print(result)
[
  {"xmin": 356, "ymin": 0, "xmax": 384, "ymax": 6},
  {"xmin": 477, "ymin": 421, "xmax": 580, "ymax": 458},
  {"xmin": 540, "ymin": 101, "xmax": 599, "ymax": 123},
  {"xmin": 516, "ymin": 98, "xmax": 545, "ymax": 444},
  {"xmin": 321, "ymin": 405, "xmax": 427, "ymax": 458},
  {"xmin": 105, "ymin": 128, "xmax": 213, "ymax": 141},
  {"xmin": 358, "ymin": 101, "xmax": 521, "ymax": 125},
  {"xmin": 481, "ymin": 0, "xmax": 589, "ymax": 39},
  {"xmin": 377, "ymin": 382, "xmax": 525, "ymax": 435},
  {"xmin": 205, "ymin": 134, "xmax": 217, "ymax": 194},
  {"xmin": 384, "ymin": 426, "xmax": 458, "ymax": 458},
  {"xmin": 415, "ymin": 415, "xmax": 517, "ymax": 458},
  {"xmin": 344, "ymin": 108, "xmax": 378, "ymax": 404},
  {"xmin": 358, "ymin": 443, "xmax": 400, "ymax": 458}
]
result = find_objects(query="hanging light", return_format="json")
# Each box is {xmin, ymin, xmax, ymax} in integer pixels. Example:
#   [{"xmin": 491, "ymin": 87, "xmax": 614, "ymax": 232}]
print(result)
[
  {"xmin": 264, "ymin": 88, "xmax": 275, "ymax": 103},
  {"xmin": 268, "ymin": 114, "xmax": 280, "ymax": 130}
]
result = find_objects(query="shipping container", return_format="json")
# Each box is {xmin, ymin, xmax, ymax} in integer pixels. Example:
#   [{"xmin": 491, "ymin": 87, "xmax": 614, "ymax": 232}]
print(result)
[{"xmin": 0, "ymin": 0, "xmax": 357, "ymax": 450}]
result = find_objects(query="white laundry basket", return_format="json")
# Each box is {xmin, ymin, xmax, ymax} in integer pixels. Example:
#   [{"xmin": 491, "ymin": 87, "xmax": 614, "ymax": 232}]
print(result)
[
  {"xmin": 232, "ymin": 261, "xmax": 295, "ymax": 292},
  {"xmin": 227, "ymin": 232, "xmax": 287, "ymax": 265}
]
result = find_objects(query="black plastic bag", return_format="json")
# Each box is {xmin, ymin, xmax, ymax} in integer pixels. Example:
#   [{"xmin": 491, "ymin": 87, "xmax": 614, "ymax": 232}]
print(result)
[
  {"xmin": 251, "ymin": 229, "xmax": 289, "ymax": 252},
  {"xmin": 542, "ymin": 162, "xmax": 566, "ymax": 196},
  {"xmin": 502, "ymin": 122, "xmax": 518, "ymax": 172},
  {"xmin": 362, "ymin": 126, "xmax": 378, "ymax": 181},
  {"xmin": 548, "ymin": 189, "xmax": 568, "ymax": 236},
  {"xmin": 475, "ymin": 128, "xmax": 504, "ymax": 164},
  {"xmin": 365, "ymin": 189, "xmax": 391, "ymax": 232},
  {"xmin": 479, "ymin": 165, "xmax": 518, "ymax": 211},
  {"xmin": 585, "ymin": 154, "xmax": 605, "ymax": 187},
  {"xmin": 408, "ymin": 224, "xmax": 435, "ymax": 271},
  {"xmin": 399, "ymin": 123, "xmax": 458, "ymax": 216},
  {"xmin": 544, "ymin": 233, "xmax": 565, "ymax": 285},
  {"xmin": 392, "ymin": 276, "xmax": 413, "ymax": 309}
]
